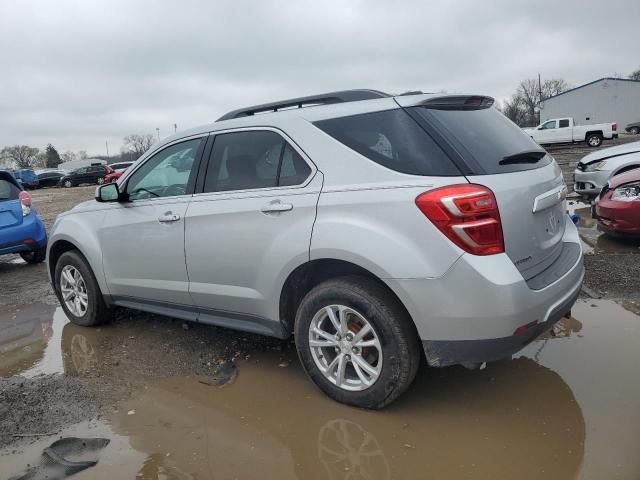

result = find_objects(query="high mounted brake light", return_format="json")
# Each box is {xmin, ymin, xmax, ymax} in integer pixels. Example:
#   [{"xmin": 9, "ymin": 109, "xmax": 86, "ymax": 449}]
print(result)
[{"xmin": 415, "ymin": 184, "xmax": 504, "ymax": 255}]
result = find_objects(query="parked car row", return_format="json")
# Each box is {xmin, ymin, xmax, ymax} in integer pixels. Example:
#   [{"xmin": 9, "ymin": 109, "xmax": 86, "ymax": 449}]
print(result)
[{"xmin": 573, "ymin": 140, "xmax": 640, "ymax": 237}]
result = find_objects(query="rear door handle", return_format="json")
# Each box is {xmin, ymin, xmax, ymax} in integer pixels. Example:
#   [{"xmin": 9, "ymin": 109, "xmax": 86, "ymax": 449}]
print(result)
[
  {"xmin": 261, "ymin": 201, "xmax": 293, "ymax": 214},
  {"xmin": 158, "ymin": 211, "xmax": 181, "ymax": 223}
]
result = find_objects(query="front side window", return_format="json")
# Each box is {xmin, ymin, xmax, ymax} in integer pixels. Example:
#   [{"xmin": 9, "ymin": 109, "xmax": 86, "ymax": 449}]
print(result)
[
  {"xmin": 203, "ymin": 130, "xmax": 311, "ymax": 193},
  {"xmin": 126, "ymin": 138, "xmax": 201, "ymax": 200},
  {"xmin": 541, "ymin": 120, "xmax": 557, "ymax": 130}
]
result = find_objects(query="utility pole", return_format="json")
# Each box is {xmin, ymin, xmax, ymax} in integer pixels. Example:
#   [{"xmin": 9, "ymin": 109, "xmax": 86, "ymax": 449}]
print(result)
[
  {"xmin": 538, "ymin": 72, "xmax": 543, "ymax": 125},
  {"xmin": 105, "ymin": 140, "xmax": 110, "ymax": 158},
  {"xmin": 156, "ymin": 128, "xmax": 160, "ymax": 141},
  {"xmin": 174, "ymin": 123, "xmax": 177, "ymax": 133}
]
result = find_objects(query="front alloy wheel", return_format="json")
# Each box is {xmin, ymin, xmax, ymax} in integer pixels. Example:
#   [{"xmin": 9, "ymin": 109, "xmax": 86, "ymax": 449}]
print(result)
[
  {"xmin": 97, "ymin": 177, "xmax": 105, "ymax": 185},
  {"xmin": 309, "ymin": 305, "xmax": 383, "ymax": 391},
  {"xmin": 60, "ymin": 265, "xmax": 89, "ymax": 317}
]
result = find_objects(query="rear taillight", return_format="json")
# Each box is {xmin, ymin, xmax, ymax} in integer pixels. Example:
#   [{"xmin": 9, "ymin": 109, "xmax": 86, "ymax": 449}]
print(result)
[
  {"xmin": 19, "ymin": 191, "xmax": 32, "ymax": 216},
  {"xmin": 612, "ymin": 123, "xmax": 617, "ymax": 132},
  {"xmin": 415, "ymin": 184, "xmax": 504, "ymax": 255}
]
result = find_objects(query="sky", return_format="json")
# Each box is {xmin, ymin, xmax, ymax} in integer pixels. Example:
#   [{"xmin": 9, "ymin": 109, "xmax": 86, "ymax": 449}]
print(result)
[{"xmin": 1, "ymin": 0, "xmax": 638, "ymax": 155}]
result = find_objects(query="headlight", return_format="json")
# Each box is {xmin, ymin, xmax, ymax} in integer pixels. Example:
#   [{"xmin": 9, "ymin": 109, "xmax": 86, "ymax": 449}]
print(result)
[
  {"xmin": 611, "ymin": 183, "xmax": 640, "ymax": 202},
  {"xmin": 584, "ymin": 160, "xmax": 608, "ymax": 172}
]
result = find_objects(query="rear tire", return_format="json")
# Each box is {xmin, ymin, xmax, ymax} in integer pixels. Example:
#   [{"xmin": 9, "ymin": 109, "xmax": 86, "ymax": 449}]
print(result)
[
  {"xmin": 630, "ymin": 127, "xmax": 640, "ymax": 135},
  {"xmin": 63, "ymin": 180, "xmax": 73, "ymax": 188},
  {"xmin": 294, "ymin": 276, "xmax": 421, "ymax": 409},
  {"xmin": 54, "ymin": 250, "xmax": 111, "ymax": 326},
  {"xmin": 20, "ymin": 246, "xmax": 46, "ymax": 264},
  {"xmin": 586, "ymin": 133, "xmax": 603, "ymax": 147}
]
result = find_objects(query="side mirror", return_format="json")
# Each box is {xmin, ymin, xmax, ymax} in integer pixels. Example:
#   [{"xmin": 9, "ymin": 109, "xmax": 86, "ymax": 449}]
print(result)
[{"xmin": 95, "ymin": 183, "xmax": 121, "ymax": 202}]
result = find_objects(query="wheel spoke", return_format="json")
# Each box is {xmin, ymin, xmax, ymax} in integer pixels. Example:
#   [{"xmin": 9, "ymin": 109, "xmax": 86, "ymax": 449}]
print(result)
[
  {"xmin": 351, "ymin": 324, "xmax": 372, "ymax": 344},
  {"xmin": 62, "ymin": 269, "xmax": 75, "ymax": 286},
  {"xmin": 352, "ymin": 360, "xmax": 371, "ymax": 386},
  {"xmin": 324, "ymin": 354, "xmax": 341, "ymax": 374},
  {"xmin": 325, "ymin": 306, "xmax": 341, "ymax": 333},
  {"xmin": 312, "ymin": 327, "xmax": 338, "ymax": 344},
  {"xmin": 352, "ymin": 353, "xmax": 378, "ymax": 377},
  {"xmin": 62, "ymin": 290, "xmax": 75, "ymax": 301},
  {"xmin": 355, "ymin": 338, "xmax": 380, "ymax": 349},
  {"xmin": 337, "ymin": 306, "xmax": 348, "ymax": 334},
  {"xmin": 77, "ymin": 293, "xmax": 88, "ymax": 307},
  {"xmin": 336, "ymin": 354, "xmax": 347, "ymax": 386}
]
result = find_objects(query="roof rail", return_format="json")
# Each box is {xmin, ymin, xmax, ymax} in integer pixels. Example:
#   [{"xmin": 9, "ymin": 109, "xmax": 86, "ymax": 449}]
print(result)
[{"xmin": 216, "ymin": 89, "xmax": 390, "ymax": 121}]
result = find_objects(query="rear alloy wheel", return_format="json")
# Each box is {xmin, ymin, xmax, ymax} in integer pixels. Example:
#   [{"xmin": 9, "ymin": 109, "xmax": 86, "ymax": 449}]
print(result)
[
  {"xmin": 295, "ymin": 276, "xmax": 421, "ymax": 409},
  {"xmin": 586, "ymin": 133, "xmax": 603, "ymax": 147},
  {"xmin": 55, "ymin": 250, "xmax": 110, "ymax": 326},
  {"xmin": 63, "ymin": 180, "xmax": 73, "ymax": 188},
  {"xmin": 20, "ymin": 246, "xmax": 46, "ymax": 264}
]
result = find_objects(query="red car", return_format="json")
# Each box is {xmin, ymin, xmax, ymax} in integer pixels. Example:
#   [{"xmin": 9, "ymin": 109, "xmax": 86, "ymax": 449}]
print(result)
[
  {"xmin": 104, "ymin": 170, "xmax": 124, "ymax": 183},
  {"xmin": 594, "ymin": 169, "xmax": 640, "ymax": 237}
]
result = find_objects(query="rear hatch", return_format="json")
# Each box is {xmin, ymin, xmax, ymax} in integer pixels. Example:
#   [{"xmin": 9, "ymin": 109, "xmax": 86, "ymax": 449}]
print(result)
[
  {"xmin": 0, "ymin": 174, "xmax": 24, "ymax": 230},
  {"xmin": 406, "ymin": 99, "xmax": 567, "ymax": 279}
]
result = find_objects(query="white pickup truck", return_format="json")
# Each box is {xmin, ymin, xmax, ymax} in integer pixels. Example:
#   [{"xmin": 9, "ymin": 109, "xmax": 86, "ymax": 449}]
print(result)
[{"xmin": 523, "ymin": 118, "xmax": 618, "ymax": 147}]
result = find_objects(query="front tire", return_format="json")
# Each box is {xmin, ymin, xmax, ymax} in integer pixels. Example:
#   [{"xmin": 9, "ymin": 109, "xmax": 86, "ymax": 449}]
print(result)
[
  {"xmin": 586, "ymin": 133, "xmax": 603, "ymax": 147},
  {"xmin": 54, "ymin": 250, "xmax": 110, "ymax": 326},
  {"xmin": 630, "ymin": 127, "xmax": 640, "ymax": 135},
  {"xmin": 20, "ymin": 247, "xmax": 46, "ymax": 264},
  {"xmin": 294, "ymin": 276, "xmax": 421, "ymax": 409},
  {"xmin": 63, "ymin": 180, "xmax": 73, "ymax": 188}
]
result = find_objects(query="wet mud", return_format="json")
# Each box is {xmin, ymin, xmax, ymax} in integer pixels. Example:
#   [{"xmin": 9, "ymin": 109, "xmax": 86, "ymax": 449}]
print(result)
[{"xmin": 1, "ymin": 299, "xmax": 639, "ymax": 479}]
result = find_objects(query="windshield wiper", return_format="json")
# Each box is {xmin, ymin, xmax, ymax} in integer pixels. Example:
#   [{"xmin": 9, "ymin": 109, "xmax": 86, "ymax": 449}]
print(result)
[{"xmin": 499, "ymin": 151, "xmax": 546, "ymax": 165}]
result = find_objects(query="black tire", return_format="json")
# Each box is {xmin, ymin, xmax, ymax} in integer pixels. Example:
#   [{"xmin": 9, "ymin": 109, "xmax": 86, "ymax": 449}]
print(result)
[
  {"xmin": 586, "ymin": 133, "xmax": 603, "ymax": 147},
  {"xmin": 54, "ymin": 250, "xmax": 111, "ymax": 326},
  {"xmin": 630, "ymin": 127, "xmax": 640, "ymax": 135},
  {"xmin": 294, "ymin": 276, "xmax": 421, "ymax": 409},
  {"xmin": 63, "ymin": 179, "xmax": 74, "ymax": 188},
  {"xmin": 20, "ymin": 246, "xmax": 46, "ymax": 264}
]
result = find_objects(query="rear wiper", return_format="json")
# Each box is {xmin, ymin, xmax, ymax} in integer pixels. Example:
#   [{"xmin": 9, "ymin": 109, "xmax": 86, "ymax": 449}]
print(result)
[{"xmin": 499, "ymin": 151, "xmax": 547, "ymax": 165}]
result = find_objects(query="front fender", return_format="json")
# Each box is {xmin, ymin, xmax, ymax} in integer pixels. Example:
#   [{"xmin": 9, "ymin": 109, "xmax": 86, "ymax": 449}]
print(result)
[{"xmin": 47, "ymin": 210, "xmax": 109, "ymax": 295}]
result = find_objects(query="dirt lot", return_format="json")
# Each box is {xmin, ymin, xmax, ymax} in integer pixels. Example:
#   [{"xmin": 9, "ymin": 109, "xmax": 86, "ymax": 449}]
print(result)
[{"xmin": 1, "ymin": 142, "xmax": 640, "ymax": 479}]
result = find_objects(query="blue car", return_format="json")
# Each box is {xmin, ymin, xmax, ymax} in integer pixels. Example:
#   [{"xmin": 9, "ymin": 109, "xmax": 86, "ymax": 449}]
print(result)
[
  {"xmin": 0, "ymin": 170, "xmax": 47, "ymax": 263},
  {"xmin": 13, "ymin": 168, "xmax": 39, "ymax": 189}
]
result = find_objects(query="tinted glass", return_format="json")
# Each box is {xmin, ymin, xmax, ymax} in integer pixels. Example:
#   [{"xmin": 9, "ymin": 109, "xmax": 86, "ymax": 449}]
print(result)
[
  {"xmin": 559, "ymin": 119, "xmax": 570, "ymax": 128},
  {"xmin": 414, "ymin": 106, "xmax": 550, "ymax": 174},
  {"xmin": 204, "ymin": 130, "xmax": 310, "ymax": 192},
  {"xmin": 314, "ymin": 109, "xmax": 459, "ymax": 176},
  {"xmin": 127, "ymin": 138, "xmax": 201, "ymax": 200},
  {"xmin": 0, "ymin": 178, "xmax": 21, "ymax": 200}
]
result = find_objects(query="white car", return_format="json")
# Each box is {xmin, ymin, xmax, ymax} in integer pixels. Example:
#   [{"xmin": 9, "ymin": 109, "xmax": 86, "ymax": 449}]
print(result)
[
  {"xmin": 574, "ymin": 141, "xmax": 640, "ymax": 197},
  {"xmin": 524, "ymin": 117, "xmax": 617, "ymax": 147},
  {"xmin": 108, "ymin": 161, "xmax": 134, "ymax": 172}
]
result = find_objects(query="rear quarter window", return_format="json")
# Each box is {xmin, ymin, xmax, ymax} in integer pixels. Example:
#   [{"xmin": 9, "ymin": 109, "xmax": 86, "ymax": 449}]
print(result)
[
  {"xmin": 0, "ymin": 178, "xmax": 21, "ymax": 200},
  {"xmin": 314, "ymin": 109, "xmax": 461, "ymax": 176}
]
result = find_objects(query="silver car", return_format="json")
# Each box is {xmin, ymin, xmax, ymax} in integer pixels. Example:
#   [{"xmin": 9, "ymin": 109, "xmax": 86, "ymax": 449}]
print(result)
[
  {"xmin": 47, "ymin": 90, "xmax": 584, "ymax": 408},
  {"xmin": 574, "ymin": 140, "xmax": 640, "ymax": 198}
]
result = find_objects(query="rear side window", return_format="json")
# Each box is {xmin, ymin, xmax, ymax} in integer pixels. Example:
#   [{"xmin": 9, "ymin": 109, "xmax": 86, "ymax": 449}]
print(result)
[
  {"xmin": 0, "ymin": 178, "xmax": 21, "ymax": 200},
  {"xmin": 314, "ymin": 109, "xmax": 460, "ymax": 176},
  {"xmin": 414, "ymin": 106, "xmax": 551, "ymax": 174},
  {"xmin": 559, "ymin": 119, "xmax": 570, "ymax": 128},
  {"xmin": 203, "ymin": 130, "xmax": 312, "ymax": 193}
]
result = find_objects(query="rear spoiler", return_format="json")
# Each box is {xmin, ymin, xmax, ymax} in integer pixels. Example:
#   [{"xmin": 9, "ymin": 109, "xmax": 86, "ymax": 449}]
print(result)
[{"xmin": 419, "ymin": 95, "xmax": 495, "ymax": 111}]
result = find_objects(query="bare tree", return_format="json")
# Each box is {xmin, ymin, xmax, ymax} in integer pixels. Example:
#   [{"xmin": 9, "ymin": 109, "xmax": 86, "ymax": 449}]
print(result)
[
  {"xmin": 77, "ymin": 150, "xmax": 89, "ymax": 160},
  {"xmin": 60, "ymin": 151, "xmax": 77, "ymax": 163},
  {"xmin": 0, "ymin": 145, "xmax": 40, "ymax": 168},
  {"xmin": 506, "ymin": 77, "xmax": 571, "ymax": 127},
  {"xmin": 123, "ymin": 134, "xmax": 154, "ymax": 159},
  {"xmin": 502, "ymin": 93, "xmax": 527, "ymax": 126},
  {"xmin": 629, "ymin": 68, "xmax": 640, "ymax": 81}
]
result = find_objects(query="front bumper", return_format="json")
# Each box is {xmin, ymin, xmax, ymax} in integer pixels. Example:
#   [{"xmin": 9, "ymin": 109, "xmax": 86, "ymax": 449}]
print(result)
[
  {"xmin": 385, "ymin": 219, "xmax": 584, "ymax": 367},
  {"xmin": 595, "ymin": 196, "xmax": 640, "ymax": 237},
  {"xmin": 573, "ymin": 169, "xmax": 610, "ymax": 196}
]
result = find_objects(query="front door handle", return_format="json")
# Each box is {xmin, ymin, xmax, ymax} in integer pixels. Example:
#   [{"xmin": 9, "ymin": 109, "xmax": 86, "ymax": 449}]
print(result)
[
  {"xmin": 261, "ymin": 201, "xmax": 293, "ymax": 214},
  {"xmin": 158, "ymin": 211, "xmax": 181, "ymax": 223}
]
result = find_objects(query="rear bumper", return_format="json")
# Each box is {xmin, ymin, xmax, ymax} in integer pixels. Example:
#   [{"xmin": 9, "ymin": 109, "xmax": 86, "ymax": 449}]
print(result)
[
  {"xmin": 0, "ymin": 213, "xmax": 47, "ymax": 255},
  {"xmin": 385, "ymin": 219, "xmax": 584, "ymax": 367}
]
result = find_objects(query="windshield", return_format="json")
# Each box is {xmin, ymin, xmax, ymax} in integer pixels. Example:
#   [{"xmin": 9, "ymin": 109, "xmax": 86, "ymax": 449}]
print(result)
[{"xmin": 413, "ymin": 106, "xmax": 551, "ymax": 174}]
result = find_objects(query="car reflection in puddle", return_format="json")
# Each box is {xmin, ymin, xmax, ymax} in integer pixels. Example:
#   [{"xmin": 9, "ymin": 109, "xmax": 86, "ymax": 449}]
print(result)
[{"xmin": 0, "ymin": 303, "xmax": 60, "ymax": 377}]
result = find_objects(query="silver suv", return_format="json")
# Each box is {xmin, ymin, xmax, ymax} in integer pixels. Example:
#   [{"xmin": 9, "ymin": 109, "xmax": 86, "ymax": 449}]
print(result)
[{"xmin": 47, "ymin": 90, "xmax": 584, "ymax": 408}]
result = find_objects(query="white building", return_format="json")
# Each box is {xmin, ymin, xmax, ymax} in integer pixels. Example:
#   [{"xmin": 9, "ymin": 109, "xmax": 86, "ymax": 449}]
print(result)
[
  {"xmin": 540, "ymin": 77, "xmax": 640, "ymax": 131},
  {"xmin": 57, "ymin": 157, "xmax": 106, "ymax": 172}
]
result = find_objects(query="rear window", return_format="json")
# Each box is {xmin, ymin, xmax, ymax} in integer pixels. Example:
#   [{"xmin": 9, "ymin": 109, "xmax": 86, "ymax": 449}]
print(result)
[
  {"xmin": 413, "ymin": 106, "xmax": 550, "ymax": 174},
  {"xmin": 0, "ymin": 178, "xmax": 21, "ymax": 201},
  {"xmin": 314, "ymin": 109, "xmax": 461, "ymax": 176}
]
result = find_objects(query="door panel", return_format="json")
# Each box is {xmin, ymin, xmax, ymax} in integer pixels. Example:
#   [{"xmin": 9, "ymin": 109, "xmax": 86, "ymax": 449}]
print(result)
[
  {"xmin": 185, "ymin": 173, "xmax": 322, "ymax": 323},
  {"xmin": 100, "ymin": 198, "xmax": 192, "ymax": 305}
]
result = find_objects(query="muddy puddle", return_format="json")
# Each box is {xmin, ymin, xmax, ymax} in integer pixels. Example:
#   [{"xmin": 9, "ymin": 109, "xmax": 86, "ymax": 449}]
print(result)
[{"xmin": 2, "ymin": 299, "xmax": 640, "ymax": 479}]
